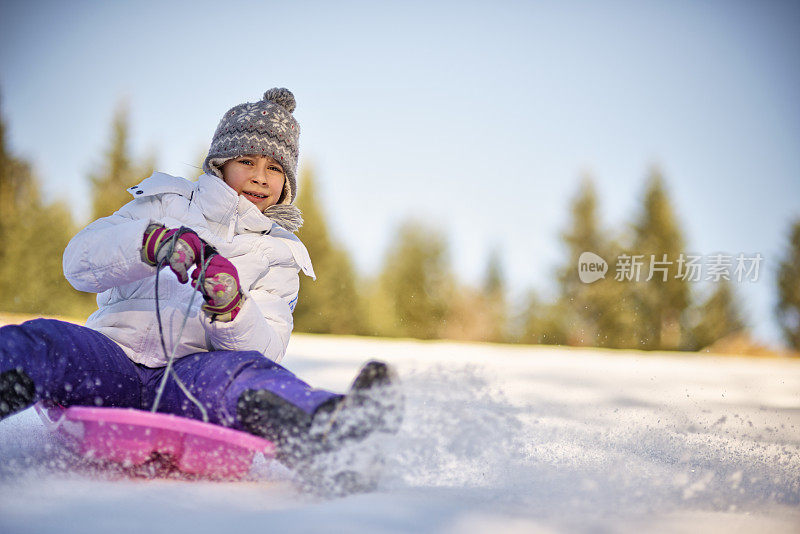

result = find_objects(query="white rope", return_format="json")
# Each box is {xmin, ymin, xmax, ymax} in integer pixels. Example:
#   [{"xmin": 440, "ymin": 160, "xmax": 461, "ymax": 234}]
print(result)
[{"xmin": 150, "ymin": 232, "xmax": 212, "ymax": 422}]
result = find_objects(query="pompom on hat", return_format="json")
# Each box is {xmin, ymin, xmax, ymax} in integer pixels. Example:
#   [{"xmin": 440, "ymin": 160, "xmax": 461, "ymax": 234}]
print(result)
[{"xmin": 203, "ymin": 88, "xmax": 301, "ymax": 209}]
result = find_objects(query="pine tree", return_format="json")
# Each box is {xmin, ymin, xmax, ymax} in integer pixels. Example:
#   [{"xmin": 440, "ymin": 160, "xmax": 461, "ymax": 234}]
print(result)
[
  {"xmin": 376, "ymin": 220, "xmax": 452, "ymax": 339},
  {"xmin": 363, "ymin": 276, "xmax": 399, "ymax": 337},
  {"xmin": 556, "ymin": 177, "xmax": 606, "ymax": 345},
  {"xmin": 776, "ymin": 218, "xmax": 800, "ymax": 351},
  {"xmin": 629, "ymin": 169, "xmax": 690, "ymax": 350},
  {"xmin": 551, "ymin": 176, "xmax": 636, "ymax": 348},
  {"xmin": 689, "ymin": 281, "xmax": 746, "ymax": 350},
  {"xmin": 293, "ymin": 165, "xmax": 364, "ymax": 334},
  {"xmin": 0, "ymin": 99, "xmax": 95, "ymax": 317},
  {"xmin": 89, "ymin": 103, "xmax": 152, "ymax": 221},
  {"xmin": 481, "ymin": 248, "xmax": 507, "ymax": 342},
  {"xmin": 517, "ymin": 291, "xmax": 569, "ymax": 346}
]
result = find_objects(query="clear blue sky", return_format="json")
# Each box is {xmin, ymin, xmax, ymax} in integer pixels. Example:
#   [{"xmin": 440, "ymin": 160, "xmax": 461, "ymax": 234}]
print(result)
[{"xmin": 1, "ymin": 0, "xmax": 798, "ymax": 346}]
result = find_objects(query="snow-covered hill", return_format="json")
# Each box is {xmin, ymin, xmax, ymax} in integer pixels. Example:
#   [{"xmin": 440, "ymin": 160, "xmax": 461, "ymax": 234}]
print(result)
[{"xmin": 2, "ymin": 334, "xmax": 799, "ymax": 533}]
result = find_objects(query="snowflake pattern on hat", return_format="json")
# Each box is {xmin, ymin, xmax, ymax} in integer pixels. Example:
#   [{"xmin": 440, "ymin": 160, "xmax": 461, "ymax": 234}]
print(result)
[
  {"xmin": 235, "ymin": 104, "xmax": 260, "ymax": 123},
  {"xmin": 268, "ymin": 113, "xmax": 291, "ymax": 131}
]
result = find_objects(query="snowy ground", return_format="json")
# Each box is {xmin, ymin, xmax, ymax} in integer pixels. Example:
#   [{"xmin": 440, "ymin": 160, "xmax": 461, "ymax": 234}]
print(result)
[{"xmin": 1, "ymin": 334, "xmax": 799, "ymax": 533}]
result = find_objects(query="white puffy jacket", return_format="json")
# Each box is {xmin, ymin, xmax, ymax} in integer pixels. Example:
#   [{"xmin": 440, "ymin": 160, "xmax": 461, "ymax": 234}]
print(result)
[{"xmin": 63, "ymin": 172, "xmax": 315, "ymax": 367}]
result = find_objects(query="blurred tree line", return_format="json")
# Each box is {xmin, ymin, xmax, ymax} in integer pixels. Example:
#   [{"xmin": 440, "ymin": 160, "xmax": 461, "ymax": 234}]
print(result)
[
  {"xmin": 0, "ymin": 99, "xmax": 149, "ymax": 319},
  {"xmin": 296, "ymin": 165, "xmax": 800, "ymax": 353},
  {"xmin": 516, "ymin": 173, "xmax": 746, "ymax": 351},
  {"xmin": 1, "ymin": 95, "xmax": 799, "ymax": 353}
]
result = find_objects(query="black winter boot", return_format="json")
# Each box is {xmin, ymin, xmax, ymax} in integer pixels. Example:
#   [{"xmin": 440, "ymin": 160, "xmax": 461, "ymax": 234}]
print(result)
[
  {"xmin": 237, "ymin": 360, "xmax": 404, "ymax": 467},
  {"xmin": 309, "ymin": 360, "xmax": 404, "ymax": 452},
  {"xmin": 0, "ymin": 368, "xmax": 35, "ymax": 420},
  {"xmin": 236, "ymin": 389, "xmax": 315, "ymax": 467},
  {"xmin": 301, "ymin": 360, "xmax": 404, "ymax": 495}
]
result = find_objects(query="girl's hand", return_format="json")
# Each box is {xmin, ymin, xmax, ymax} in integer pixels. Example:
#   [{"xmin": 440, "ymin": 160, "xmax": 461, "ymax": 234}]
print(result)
[
  {"xmin": 142, "ymin": 225, "xmax": 206, "ymax": 284},
  {"xmin": 191, "ymin": 254, "xmax": 244, "ymax": 322}
]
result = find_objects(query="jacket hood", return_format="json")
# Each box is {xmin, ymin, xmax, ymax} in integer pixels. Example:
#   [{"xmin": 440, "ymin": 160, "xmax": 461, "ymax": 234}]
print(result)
[
  {"xmin": 129, "ymin": 173, "xmax": 302, "ymax": 233},
  {"xmin": 127, "ymin": 172, "xmax": 314, "ymax": 278}
]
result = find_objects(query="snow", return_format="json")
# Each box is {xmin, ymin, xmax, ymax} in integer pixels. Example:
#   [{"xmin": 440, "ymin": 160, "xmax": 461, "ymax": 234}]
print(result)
[{"xmin": 1, "ymin": 334, "xmax": 799, "ymax": 533}]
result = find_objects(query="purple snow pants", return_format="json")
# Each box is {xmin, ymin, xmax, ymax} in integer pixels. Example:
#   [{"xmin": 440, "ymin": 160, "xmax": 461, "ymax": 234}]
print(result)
[{"xmin": 0, "ymin": 319, "xmax": 340, "ymax": 429}]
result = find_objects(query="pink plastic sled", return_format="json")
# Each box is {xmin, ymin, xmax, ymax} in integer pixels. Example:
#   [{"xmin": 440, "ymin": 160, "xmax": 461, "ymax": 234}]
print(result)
[{"xmin": 34, "ymin": 402, "xmax": 276, "ymax": 480}]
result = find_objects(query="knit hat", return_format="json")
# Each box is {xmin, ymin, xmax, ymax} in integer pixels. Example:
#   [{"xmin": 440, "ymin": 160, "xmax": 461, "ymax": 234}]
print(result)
[{"xmin": 203, "ymin": 88, "xmax": 301, "ymax": 209}]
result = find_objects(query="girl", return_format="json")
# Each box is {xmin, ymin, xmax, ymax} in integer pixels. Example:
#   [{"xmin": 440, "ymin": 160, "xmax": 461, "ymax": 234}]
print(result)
[{"xmin": 0, "ymin": 88, "xmax": 400, "ymax": 467}]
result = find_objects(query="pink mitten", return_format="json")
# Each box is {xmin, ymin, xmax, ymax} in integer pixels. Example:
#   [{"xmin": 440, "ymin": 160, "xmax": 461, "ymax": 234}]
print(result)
[
  {"xmin": 191, "ymin": 254, "xmax": 245, "ymax": 322},
  {"xmin": 142, "ymin": 225, "xmax": 206, "ymax": 283}
]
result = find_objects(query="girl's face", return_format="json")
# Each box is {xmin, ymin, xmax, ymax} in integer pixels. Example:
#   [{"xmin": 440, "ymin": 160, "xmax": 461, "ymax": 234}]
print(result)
[{"xmin": 221, "ymin": 155, "xmax": 286, "ymax": 211}]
